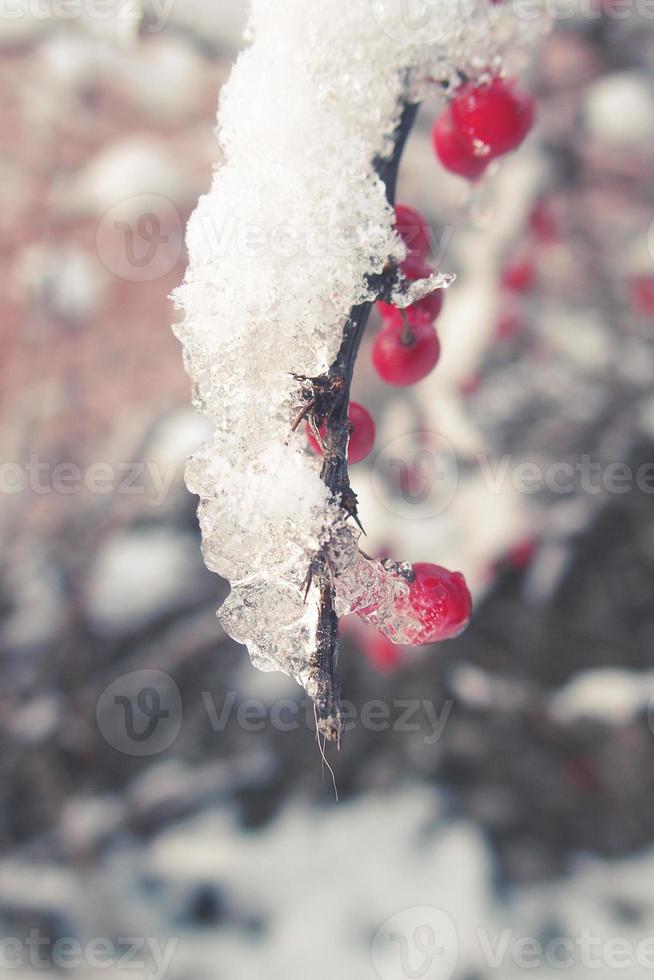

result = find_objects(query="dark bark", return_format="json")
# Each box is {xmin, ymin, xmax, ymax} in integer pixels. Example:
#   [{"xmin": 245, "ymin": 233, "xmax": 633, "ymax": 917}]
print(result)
[{"xmin": 306, "ymin": 100, "xmax": 420, "ymax": 745}]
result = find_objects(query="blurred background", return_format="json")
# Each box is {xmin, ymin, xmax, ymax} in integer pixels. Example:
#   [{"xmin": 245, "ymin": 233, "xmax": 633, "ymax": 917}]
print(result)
[{"xmin": 2, "ymin": 1, "xmax": 654, "ymax": 977}]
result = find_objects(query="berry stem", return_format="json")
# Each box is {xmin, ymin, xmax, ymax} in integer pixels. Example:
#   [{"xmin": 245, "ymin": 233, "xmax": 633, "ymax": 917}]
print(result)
[
  {"xmin": 306, "ymin": 99, "xmax": 419, "ymax": 745},
  {"xmin": 400, "ymin": 311, "xmax": 415, "ymax": 347}
]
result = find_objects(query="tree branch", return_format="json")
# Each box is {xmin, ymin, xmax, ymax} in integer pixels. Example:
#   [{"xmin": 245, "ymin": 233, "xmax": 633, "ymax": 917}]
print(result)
[{"xmin": 306, "ymin": 99, "xmax": 420, "ymax": 745}]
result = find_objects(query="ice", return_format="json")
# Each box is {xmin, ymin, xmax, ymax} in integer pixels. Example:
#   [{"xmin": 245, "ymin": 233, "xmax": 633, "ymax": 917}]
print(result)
[{"xmin": 174, "ymin": 0, "xmax": 546, "ymax": 699}]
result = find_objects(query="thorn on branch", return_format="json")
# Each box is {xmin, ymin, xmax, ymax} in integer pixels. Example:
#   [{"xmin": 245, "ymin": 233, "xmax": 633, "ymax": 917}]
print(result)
[{"xmin": 293, "ymin": 99, "xmax": 420, "ymax": 745}]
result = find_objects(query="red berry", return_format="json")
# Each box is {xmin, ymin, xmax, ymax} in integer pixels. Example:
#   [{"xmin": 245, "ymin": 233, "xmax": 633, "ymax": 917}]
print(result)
[
  {"xmin": 501, "ymin": 256, "xmax": 535, "ymax": 293},
  {"xmin": 306, "ymin": 401, "xmax": 375, "ymax": 464},
  {"xmin": 399, "ymin": 258, "xmax": 445, "ymax": 321},
  {"xmin": 394, "ymin": 204, "xmax": 431, "ymax": 262},
  {"xmin": 495, "ymin": 311, "xmax": 525, "ymax": 341},
  {"xmin": 432, "ymin": 108, "xmax": 489, "ymax": 179},
  {"xmin": 458, "ymin": 374, "xmax": 480, "ymax": 396},
  {"xmin": 377, "ymin": 290, "xmax": 443, "ymax": 328},
  {"xmin": 372, "ymin": 320, "xmax": 440, "ymax": 386},
  {"xmin": 629, "ymin": 275, "xmax": 654, "ymax": 317},
  {"xmin": 450, "ymin": 76, "xmax": 535, "ymax": 159},
  {"xmin": 528, "ymin": 200, "xmax": 558, "ymax": 243},
  {"xmin": 362, "ymin": 631, "xmax": 403, "ymax": 673},
  {"xmin": 406, "ymin": 562, "xmax": 472, "ymax": 643}
]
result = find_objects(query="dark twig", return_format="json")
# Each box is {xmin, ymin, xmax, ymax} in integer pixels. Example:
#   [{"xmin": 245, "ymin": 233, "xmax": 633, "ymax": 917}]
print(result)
[{"xmin": 304, "ymin": 100, "xmax": 420, "ymax": 744}]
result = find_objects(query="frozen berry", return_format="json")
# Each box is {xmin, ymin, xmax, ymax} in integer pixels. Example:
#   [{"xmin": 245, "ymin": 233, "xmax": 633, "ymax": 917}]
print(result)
[
  {"xmin": 394, "ymin": 204, "xmax": 431, "ymax": 262},
  {"xmin": 377, "ymin": 289, "xmax": 443, "ymax": 328},
  {"xmin": 399, "ymin": 258, "xmax": 445, "ymax": 322},
  {"xmin": 307, "ymin": 401, "xmax": 375, "ymax": 464},
  {"xmin": 432, "ymin": 108, "xmax": 490, "ymax": 179},
  {"xmin": 372, "ymin": 319, "xmax": 440, "ymax": 386},
  {"xmin": 407, "ymin": 562, "xmax": 472, "ymax": 643},
  {"xmin": 450, "ymin": 76, "xmax": 535, "ymax": 159}
]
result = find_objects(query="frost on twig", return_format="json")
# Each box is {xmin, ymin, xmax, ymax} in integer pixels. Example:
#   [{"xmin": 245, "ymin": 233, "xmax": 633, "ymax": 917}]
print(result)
[{"xmin": 173, "ymin": 0, "xmax": 545, "ymax": 743}]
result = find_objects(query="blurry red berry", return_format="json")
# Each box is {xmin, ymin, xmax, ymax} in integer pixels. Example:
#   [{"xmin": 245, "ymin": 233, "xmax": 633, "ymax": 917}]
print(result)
[
  {"xmin": 306, "ymin": 401, "xmax": 375, "ymax": 464},
  {"xmin": 362, "ymin": 631, "xmax": 403, "ymax": 673},
  {"xmin": 495, "ymin": 311, "xmax": 525, "ymax": 341},
  {"xmin": 407, "ymin": 562, "xmax": 472, "ymax": 643},
  {"xmin": 629, "ymin": 275, "xmax": 654, "ymax": 317},
  {"xmin": 394, "ymin": 204, "xmax": 431, "ymax": 262},
  {"xmin": 507, "ymin": 537, "xmax": 537, "ymax": 569},
  {"xmin": 372, "ymin": 320, "xmax": 440, "ymax": 386},
  {"xmin": 528, "ymin": 200, "xmax": 558, "ymax": 243},
  {"xmin": 458, "ymin": 374, "xmax": 481, "ymax": 396},
  {"xmin": 432, "ymin": 108, "xmax": 489, "ymax": 179},
  {"xmin": 451, "ymin": 76, "xmax": 535, "ymax": 158},
  {"xmin": 501, "ymin": 256, "xmax": 536, "ymax": 294}
]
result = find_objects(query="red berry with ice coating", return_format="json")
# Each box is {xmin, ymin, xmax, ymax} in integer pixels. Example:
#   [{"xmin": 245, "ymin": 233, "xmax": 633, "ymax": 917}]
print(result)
[
  {"xmin": 407, "ymin": 562, "xmax": 472, "ymax": 643},
  {"xmin": 394, "ymin": 204, "xmax": 431, "ymax": 263},
  {"xmin": 380, "ymin": 257, "xmax": 445, "ymax": 324},
  {"xmin": 450, "ymin": 76, "xmax": 535, "ymax": 159},
  {"xmin": 372, "ymin": 320, "xmax": 440, "ymax": 386},
  {"xmin": 432, "ymin": 109, "xmax": 489, "ymax": 180},
  {"xmin": 306, "ymin": 401, "xmax": 376, "ymax": 464},
  {"xmin": 377, "ymin": 289, "xmax": 443, "ymax": 328}
]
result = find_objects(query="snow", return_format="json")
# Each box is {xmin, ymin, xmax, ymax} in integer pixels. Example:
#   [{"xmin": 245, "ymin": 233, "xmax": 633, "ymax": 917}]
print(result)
[
  {"xmin": 582, "ymin": 72, "xmax": 654, "ymax": 146},
  {"xmin": 174, "ymin": 0, "xmax": 546, "ymax": 698},
  {"xmin": 85, "ymin": 527, "xmax": 201, "ymax": 633},
  {"xmin": 2, "ymin": 785, "xmax": 651, "ymax": 979},
  {"xmin": 549, "ymin": 668, "xmax": 654, "ymax": 726},
  {"xmin": 77, "ymin": 137, "xmax": 188, "ymax": 215}
]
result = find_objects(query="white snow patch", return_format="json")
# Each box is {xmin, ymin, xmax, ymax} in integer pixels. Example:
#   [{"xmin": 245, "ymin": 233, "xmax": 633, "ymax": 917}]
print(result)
[
  {"xmin": 549, "ymin": 668, "xmax": 654, "ymax": 726},
  {"xmin": 86, "ymin": 527, "xmax": 200, "ymax": 632}
]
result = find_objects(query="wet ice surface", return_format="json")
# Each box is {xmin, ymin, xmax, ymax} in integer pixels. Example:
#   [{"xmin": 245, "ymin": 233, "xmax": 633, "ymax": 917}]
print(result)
[{"xmin": 174, "ymin": 0, "xmax": 546, "ymax": 696}]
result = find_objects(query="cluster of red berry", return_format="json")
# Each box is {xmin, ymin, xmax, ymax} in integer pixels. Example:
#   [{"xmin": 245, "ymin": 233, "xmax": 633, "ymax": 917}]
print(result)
[
  {"xmin": 433, "ymin": 74, "xmax": 535, "ymax": 180},
  {"xmin": 308, "ymin": 74, "xmax": 536, "ymax": 469},
  {"xmin": 374, "ymin": 203, "xmax": 443, "ymax": 387},
  {"xmin": 306, "ymin": 73, "xmax": 536, "ymax": 654}
]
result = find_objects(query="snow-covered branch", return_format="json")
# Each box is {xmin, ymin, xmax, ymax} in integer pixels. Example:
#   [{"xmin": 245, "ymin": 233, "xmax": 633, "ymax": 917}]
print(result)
[{"xmin": 174, "ymin": 0, "xmax": 545, "ymax": 741}]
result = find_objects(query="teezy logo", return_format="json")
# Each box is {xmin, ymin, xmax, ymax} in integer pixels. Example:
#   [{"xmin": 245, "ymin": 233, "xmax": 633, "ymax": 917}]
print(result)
[{"xmin": 96, "ymin": 669, "xmax": 182, "ymax": 756}]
